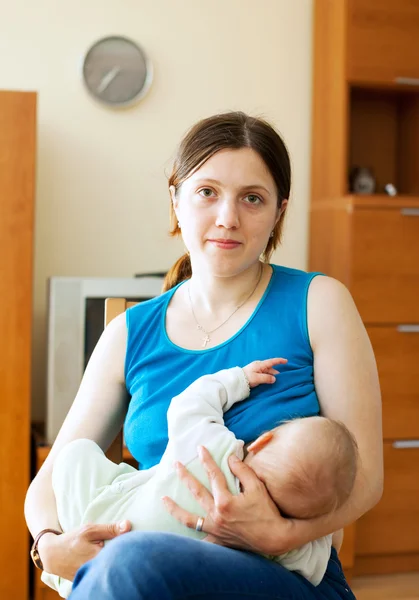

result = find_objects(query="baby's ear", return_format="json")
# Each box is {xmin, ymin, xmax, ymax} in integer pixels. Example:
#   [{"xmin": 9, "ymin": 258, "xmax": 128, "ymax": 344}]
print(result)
[{"xmin": 247, "ymin": 431, "xmax": 273, "ymax": 455}]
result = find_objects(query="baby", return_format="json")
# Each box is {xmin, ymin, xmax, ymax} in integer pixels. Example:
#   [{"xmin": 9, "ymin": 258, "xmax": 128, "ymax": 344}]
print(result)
[{"xmin": 43, "ymin": 358, "xmax": 358, "ymax": 597}]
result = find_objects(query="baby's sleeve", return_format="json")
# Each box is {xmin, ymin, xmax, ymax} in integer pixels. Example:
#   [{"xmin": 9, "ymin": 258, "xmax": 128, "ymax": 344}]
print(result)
[{"xmin": 160, "ymin": 367, "xmax": 250, "ymax": 468}]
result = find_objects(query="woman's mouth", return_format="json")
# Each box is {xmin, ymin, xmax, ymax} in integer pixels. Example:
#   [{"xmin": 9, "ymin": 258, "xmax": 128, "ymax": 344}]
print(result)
[{"xmin": 208, "ymin": 239, "xmax": 242, "ymax": 249}]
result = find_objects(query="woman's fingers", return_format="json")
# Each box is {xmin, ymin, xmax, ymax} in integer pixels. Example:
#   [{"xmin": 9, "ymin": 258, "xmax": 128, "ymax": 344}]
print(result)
[
  {"xmin": 81, "ymin": 520, "xmax": 132, "ymax": 542},
  {"xmin": 162, "ymin": 496, "xmax": 206, "ymax": 531},
  {"xmin": 227, "ymin": 453, "xmax": 265, "ymax": 493},
  {"xmin": 196, "ymin": 446, "xmax": 232, "ymax": 506},
  {"xmin": 174, "ymin": 460, "xmax": 214, "ymax": 511}
]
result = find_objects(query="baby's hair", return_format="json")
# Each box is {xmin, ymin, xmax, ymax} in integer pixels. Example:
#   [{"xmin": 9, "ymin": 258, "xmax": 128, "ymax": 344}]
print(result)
[{"xmin": 258, "ymin": 416, "xmax": 359, "ymax": 519}]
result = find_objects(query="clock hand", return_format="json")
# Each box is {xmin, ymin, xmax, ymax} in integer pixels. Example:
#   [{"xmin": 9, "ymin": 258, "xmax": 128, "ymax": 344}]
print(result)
[{"xmin": 97, "ymin": 66, "xmax": 121, "ymax": 94}]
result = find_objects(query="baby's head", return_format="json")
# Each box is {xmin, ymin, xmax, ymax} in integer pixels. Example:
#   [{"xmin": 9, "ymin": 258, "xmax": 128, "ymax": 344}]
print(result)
[{"xmin": 244, "ymin": 416, "xmax": 358, "ymax": 519}]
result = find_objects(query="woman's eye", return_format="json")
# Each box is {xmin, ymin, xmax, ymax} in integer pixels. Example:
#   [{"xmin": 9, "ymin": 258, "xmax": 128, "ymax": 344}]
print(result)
[
  {"xmin": 198, "ymin": 188, "xmax": 214, "ymax": 198},
  {"xmin": 245, "ymin": 194, "xmax": 262, "ymax": 205}
]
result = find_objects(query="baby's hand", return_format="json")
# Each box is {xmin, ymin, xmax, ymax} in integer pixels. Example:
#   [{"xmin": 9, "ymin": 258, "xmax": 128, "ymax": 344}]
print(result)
[{"xmin": 242, "ymin": 357, "xmax": 287, "ymax": 389}]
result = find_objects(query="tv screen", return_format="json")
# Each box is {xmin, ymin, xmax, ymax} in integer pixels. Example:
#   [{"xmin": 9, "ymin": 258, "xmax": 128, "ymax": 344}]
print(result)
[{"xmin": 46, "ymin": 275, "xmax": 165, "ymax": 443}]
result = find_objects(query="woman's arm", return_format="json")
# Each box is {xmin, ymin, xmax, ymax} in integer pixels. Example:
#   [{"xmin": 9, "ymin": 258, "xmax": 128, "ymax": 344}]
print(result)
[
  {"xmin": 24, "ymin": 313, "xmax": 131, "ymax": 578},
  {"xmin": 163, "ymin": 277, "xmax": 383, "ymax": 555},
  {"xmin": 280, "ymin": 275, "xmax": 383, "ymax": 548}
]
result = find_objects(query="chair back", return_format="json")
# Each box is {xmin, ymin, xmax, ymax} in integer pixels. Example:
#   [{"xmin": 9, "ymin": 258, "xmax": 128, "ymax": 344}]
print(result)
[{"xmin": 104, "ymin": 298, "xmax": 138, "ymax": 463}]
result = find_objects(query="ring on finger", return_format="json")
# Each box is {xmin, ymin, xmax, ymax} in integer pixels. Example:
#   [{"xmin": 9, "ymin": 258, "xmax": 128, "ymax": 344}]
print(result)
[{"xmin": 195, "ymin": 517, "xmax": 205, "ymax": 532}]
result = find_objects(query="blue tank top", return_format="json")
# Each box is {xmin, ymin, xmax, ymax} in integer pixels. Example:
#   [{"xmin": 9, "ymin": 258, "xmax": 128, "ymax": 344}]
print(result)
[{"xmin": 124, "ymin": 264, "xmax": 323, "ymax": 469}]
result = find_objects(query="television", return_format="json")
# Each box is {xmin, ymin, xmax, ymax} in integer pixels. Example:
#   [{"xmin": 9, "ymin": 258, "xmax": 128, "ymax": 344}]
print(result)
[{"xmin": 46, "ymin": 274, "xmax": 165, "ymax": 444}]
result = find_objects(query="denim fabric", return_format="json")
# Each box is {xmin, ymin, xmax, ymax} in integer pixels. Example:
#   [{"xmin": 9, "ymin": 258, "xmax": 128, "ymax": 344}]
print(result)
[{"xmin": 70, "ymin": 532, "xmax": 356, "ymax": 600}]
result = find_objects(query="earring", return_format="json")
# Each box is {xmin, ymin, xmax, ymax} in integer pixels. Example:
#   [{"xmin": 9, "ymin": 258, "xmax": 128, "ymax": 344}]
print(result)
[
  {"xmin": 269, "ymin": 231, "xmax": 274, "ymax": 238},
  {"xmin": 177, "ymin": 221, "xmax": 181, "ymax": 229}
]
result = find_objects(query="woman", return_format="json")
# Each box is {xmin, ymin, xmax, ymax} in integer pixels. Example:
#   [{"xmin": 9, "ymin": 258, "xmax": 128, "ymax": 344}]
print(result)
[{"xmin": 25, "ymin": 111, "xmax": 383, "ymax": 599}]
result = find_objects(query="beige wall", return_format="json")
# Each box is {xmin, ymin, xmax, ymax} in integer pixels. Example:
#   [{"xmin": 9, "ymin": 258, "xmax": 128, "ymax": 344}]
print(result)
[{"xmin": 1, "ymin": 0, "xmax": 313, "ymax": 421}]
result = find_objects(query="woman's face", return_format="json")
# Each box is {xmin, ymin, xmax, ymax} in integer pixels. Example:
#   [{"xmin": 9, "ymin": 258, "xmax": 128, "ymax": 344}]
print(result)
[{"xmin": 171, "ymin": 147, "xmax": 286, "ymax": 277}]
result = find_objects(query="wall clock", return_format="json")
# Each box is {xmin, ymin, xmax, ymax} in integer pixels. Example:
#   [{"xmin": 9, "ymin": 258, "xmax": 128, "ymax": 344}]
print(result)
[{"xmin": 82, "ymin": 36, "xmax": 153, "ymax": 107}]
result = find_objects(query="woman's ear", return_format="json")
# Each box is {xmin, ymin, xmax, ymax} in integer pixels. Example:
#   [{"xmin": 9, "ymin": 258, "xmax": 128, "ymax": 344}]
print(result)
[{"xmin": 274, "ymin": 199, "xmax": 288, "ymax": 226}]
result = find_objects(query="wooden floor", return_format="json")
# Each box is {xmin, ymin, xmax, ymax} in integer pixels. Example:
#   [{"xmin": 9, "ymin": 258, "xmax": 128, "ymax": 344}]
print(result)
[{"xmin": 351, "ymin": 572, "xmax": 419, "ymax": 599}]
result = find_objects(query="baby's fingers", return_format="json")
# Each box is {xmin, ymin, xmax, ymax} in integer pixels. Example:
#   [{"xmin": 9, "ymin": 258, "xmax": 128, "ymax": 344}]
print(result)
[
  {"xmin": 258, "ymin": 358, "xmax": 287, "ymax": 371},
  {"xmin": 264, "ymin": 368, "xmax": 280, "ymax": 375},
  {"xmin": 253, "ymin": 373, "xmax": 276, "ymax": 385}
]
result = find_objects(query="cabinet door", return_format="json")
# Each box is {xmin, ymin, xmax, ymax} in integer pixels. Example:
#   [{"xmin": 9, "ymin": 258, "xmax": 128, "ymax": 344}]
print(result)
[
  {"xmin": 367, "ymin": 326, "xmax": 419, "ymax": 440},
  {"xmin": 347, "ymin": 0, "xmax": 419, "ymax": 85},
  {"xmin": 0, "ymin": 90, "xmax": 36, "ymax": 600},
  {"xmin": 356, "ymin": 441, "xmax": 419, "ymax": 555},
  {"xmin": 350, "ymin": 207, "xmax": 419, "ymax": 323}
]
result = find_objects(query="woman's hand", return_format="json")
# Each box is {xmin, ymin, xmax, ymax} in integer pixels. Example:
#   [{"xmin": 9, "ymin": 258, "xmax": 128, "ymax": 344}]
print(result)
[
  {"xmin": 38, "ymin": 520, "xmax": 131, "ymax": 581},
  {"xmin": 162, "ymin": 446, "xmax": 293, "ymax": 555}
]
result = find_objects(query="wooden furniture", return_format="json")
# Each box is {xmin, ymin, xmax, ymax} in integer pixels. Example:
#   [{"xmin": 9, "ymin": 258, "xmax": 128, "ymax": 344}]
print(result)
[
  {"xmin": 0, "ymin": 90, "xmax": 36, "ymax": 600},
  {"xmin": 104, "ymin": 298, "xmax": 138, "ymax": 463},
  {"xmin": 351, "ymin": 571, "xmax": 419, "ymax": 600},
  {"xmin": 310, "ymin": 0, "xmax": 419, "ymax": 576}
]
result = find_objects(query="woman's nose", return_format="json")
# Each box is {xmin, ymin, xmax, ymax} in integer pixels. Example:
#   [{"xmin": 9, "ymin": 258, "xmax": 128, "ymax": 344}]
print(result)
[{"xmin": 215, "ymin": 200, "xmax": 240, "ymax": 229}]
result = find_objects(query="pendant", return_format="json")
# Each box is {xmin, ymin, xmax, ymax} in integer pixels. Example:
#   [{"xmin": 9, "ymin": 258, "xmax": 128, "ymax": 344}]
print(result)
[
  {"xmin": 197, "ymin": 324, "xmax": 210, "ymax": 348},
  {"xmin": 202, "ymin": 334, "xmax": 210, "ymax": 348}
]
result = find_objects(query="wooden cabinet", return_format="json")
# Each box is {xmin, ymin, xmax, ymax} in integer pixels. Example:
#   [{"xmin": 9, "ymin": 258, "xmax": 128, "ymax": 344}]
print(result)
[
  {"xmin": 356, "ymin": 442, "xmax": 419, "ymax": 556},
  {"xmin": 347, "ymin": 0, "xmax": 419, "ymax": 85},
  {"xmin": 0, "ymin": 91, "xmax": 36, "ymax": 600},
  {"xmin": 367, "ymin": 326, "xmax": 419, "ymax": 440},
  {"xmin": 351, "ymin": 206, "xmax": 419, "ymax": 323},
  {"xmin": 310, "ymin": 0, "xmax": 419, "ymax": 577}
]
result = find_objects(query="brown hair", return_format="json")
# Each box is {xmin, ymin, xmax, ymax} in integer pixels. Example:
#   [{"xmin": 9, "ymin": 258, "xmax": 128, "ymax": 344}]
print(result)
[{"xmin": 163, "ymin": 111, "xmax": 291, "ymax": 292}]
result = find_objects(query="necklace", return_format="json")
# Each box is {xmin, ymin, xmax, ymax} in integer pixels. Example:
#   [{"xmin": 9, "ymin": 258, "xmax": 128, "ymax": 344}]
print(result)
[{"xmin": 187, "ymin": 263, "xmax": 263, "ymax": 348}]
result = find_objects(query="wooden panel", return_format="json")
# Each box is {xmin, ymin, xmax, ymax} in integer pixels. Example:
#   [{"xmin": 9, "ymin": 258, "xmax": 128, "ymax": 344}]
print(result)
[
  {"xmin": 347, "ymin": 0, "xmax": 419, "ymax": 84},
  {"xmin": 309, "ymin": 204, "xmax": 352, "ymax": 285},
  {"xmin": 35, "ymin": 443, "xmax": 135, "ymax": 468},
  {"xmin": 349, "ymin": 88, "xmax": 399, "ymax": 193},
  {"xmin": 367, "ymin": 326, "xmax": 419, "ymax": 439},
  {"xmin": 340, "ymin": 523, "xmax": 356, "ymax": 571},
  {"xmin": 354, "ymin": 553, "xmax": 419, "ymax": 577},
  {"xmin": 104, "ymin": 297, "xmax": 127, "ymax": 325},
  {"xmin": 355, "ymin": 442, "xmax": 419, "ymax": 556},
  {"xmin": 351, "ymin": 207, "xmax": 419, "ymax": 322},
  {"xmin": 0, "ymin": 90, "xmax": 36, "ymax": 600},
  {"xmin": 352, "ymin": 570, "xmax": 419, "ymax": 597},
  {"xmin": 35, "ymin": 569, "xmax": 60, "ymax": 600},
  {"xmin": 103, "ymin": 298, "xmax": 136, "ymax": 464},
  {"xmin": 310, "ymin": 0, "xmax": 349, "ymax": 202},
  {"xmin": 398, "ymin": 94, "xmax": 419, "ymax": 195}
]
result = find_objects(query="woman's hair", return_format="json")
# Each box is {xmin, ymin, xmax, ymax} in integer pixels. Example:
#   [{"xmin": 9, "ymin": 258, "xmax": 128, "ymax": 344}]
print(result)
[{"xmin": 163, "ymin": 111, "xmax": 291, "ymax": 292}]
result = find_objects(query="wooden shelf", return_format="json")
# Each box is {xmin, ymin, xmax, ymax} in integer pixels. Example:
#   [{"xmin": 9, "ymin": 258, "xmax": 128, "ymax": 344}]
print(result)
[
  {"xmin": 35, "ymin": 443, "xmax": 135, "ymax": 472},
  {"xmin": 311, "ymin": 195, "xmax": 419, "ymax": 210},
  {"xmin": 311, "ymin": 0, "xmax": 419, "ymax": 577}
]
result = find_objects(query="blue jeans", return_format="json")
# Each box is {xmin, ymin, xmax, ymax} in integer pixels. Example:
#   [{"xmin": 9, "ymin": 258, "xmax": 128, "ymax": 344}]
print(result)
[{"xmin": 69, "ymin": 532, "xmax": 356, "ymax": 600}]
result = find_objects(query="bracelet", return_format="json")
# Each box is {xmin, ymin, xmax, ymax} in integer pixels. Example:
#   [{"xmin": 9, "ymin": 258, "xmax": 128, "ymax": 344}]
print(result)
[{"xmin": 30, "ymin": 528, "xmax": 62, "ymax": 570}]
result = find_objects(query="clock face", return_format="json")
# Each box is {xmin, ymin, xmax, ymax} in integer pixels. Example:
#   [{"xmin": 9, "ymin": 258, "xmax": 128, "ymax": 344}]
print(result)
[{"xmin": 82, "ymin": 36, "xmax": 152, "ymax": 107}]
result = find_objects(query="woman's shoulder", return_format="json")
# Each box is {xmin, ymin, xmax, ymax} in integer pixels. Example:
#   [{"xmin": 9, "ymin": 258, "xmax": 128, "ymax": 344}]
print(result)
[
  {"xmin": 306, "ymin": 275, "xmax": 358, "ymax": 347},
  {"xmin": 269, "ymin": 264, "xmax": 325, "ymax": 298},
  {"xmin": 271, "ymin": 263, "xmax": 323, "ymax": 280}
]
